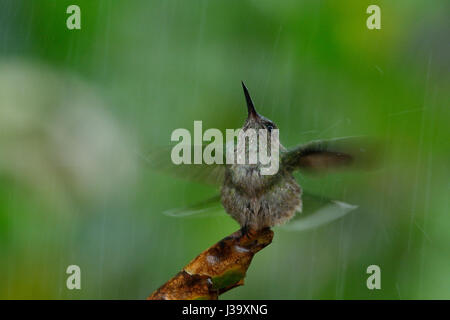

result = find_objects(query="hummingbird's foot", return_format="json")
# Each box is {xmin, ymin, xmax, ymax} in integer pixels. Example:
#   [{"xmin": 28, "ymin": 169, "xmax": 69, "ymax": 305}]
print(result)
[
  {"xmin": 239, "ymin": 225, "xmax": 249, "ymax": 239},
  {"xmin": 239, "ymin": 225, "xmax": 258, "ymax": 239}
]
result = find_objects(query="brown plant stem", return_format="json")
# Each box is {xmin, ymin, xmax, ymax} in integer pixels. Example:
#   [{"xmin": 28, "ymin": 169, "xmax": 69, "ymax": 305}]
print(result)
[{"xmin": 148, "ymin": 228, "xmax": 274, "ymax": 300}]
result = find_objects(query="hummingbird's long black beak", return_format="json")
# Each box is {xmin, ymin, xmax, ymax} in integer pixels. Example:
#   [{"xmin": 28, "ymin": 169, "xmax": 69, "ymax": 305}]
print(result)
[{"xmin": 241, "ymin": 81, "xmax": 258, "ymax": 118}]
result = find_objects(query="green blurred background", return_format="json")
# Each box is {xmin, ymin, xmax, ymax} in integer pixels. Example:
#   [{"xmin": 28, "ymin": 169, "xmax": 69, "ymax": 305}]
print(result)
[{"xmin": 0, "ymin": 0, "xmax": 448, "ymax": 299}]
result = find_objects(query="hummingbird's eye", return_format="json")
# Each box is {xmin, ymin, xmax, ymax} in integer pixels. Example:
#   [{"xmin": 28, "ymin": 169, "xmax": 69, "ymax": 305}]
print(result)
[{"xmin": 266, "ymin": 123, "xmax": 274, "ymax": 132}]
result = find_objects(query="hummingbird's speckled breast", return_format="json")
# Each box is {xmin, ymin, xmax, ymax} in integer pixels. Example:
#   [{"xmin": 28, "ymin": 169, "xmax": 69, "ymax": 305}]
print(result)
[{"xmin": 220, "ymin": 164, "xmax": 302, "ymax": 230}]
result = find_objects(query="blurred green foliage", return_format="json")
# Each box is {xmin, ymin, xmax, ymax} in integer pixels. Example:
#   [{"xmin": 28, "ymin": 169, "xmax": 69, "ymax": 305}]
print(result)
[{"xmin": 0, "ymin": 0, "xmax": 448, "ymax": 299}]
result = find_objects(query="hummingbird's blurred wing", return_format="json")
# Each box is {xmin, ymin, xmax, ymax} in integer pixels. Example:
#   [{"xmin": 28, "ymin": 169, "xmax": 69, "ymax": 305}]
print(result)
[
  {"xmin": 139, "ymin": 144, "xmax": 227, "ymax": 186},
  {"xmin": 162, "ymin": 194, "xmax": 225, "ymax": 218},
  {"xmin": 279, "ymin": 191, "xmax": 358, "ymax": 232},
  {"xmin": 162, "ymin": 191, "xmax": 357, "ymax": 228},
  {"xmin": 281, "ymin": 136, "xmax": 381, "ymax": 173}
]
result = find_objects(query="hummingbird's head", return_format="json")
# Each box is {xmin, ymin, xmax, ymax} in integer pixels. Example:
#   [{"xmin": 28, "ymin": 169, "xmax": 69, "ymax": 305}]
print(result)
[{"xmin": 241, "ymin": 82, "xmax": 278, "ymax": 132}]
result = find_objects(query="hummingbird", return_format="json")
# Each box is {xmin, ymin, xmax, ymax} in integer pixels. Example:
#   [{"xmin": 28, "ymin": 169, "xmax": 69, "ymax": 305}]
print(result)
[
  {"xmin": 220, "ymin": 82, "xmax": 301, "ymax": 231},
  {"xmin": 149, "ymin": 82, "xmax": 378, "ymax": 233}
]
